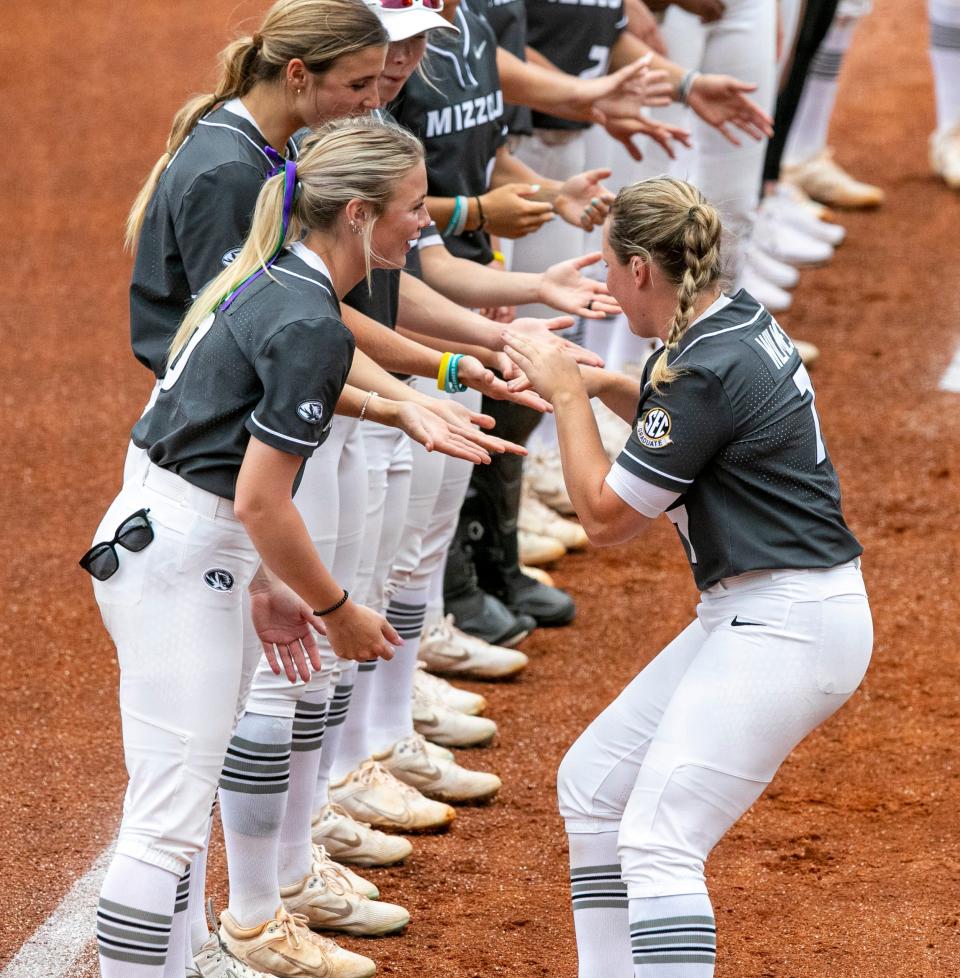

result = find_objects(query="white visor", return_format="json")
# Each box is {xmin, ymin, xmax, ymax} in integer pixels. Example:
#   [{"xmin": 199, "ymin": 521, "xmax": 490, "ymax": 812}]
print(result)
[{"xmin": 373, "ymin": 7, "xmax": 459, "ymax": 41}]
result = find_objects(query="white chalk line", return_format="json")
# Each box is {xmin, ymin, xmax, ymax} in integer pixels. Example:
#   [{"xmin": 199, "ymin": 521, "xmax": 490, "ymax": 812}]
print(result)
[{"xmin": 1, "ymin": 842, "xmax": 113, "ymax": 978}]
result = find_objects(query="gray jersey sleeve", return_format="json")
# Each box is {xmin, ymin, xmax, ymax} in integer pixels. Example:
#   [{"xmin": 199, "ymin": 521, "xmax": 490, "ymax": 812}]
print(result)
[
  {"xmin": 246, "ymin": 317, "xmax": 355, "ymax": 458},
  {"xmin": 613, "ymin": 367, "xmax": 735, "ymax": 493},
  {"xmin": 175, "ymin": 162, "xmax": 266, "ymax": 296}
]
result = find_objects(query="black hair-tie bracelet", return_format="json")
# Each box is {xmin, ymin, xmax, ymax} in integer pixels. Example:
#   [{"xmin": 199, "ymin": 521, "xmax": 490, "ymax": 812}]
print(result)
[{"xmin": 314, "ymin": 590, "xmax": 349, "ymax": 617}]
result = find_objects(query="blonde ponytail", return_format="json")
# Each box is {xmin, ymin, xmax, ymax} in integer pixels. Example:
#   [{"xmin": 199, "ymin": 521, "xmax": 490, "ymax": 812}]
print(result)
[
  {"xmin": 124, "ymin": 0, "xmax": 387, "ymax": 252},
  {"xmin": 168, "ymin": 117, "xmax": 424, "ymax": 364},
  {"xmin": 608, "ymin": 177, "xmax": 723, "ymax": 392}
]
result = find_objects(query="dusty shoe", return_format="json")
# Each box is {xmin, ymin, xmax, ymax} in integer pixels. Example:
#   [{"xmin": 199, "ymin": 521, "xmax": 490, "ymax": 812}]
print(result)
[
  {"xmin": 420, "ymin": 614, "xmax": 529, "ymax": 680},
  {"xmin": 329, "ymin": 759, "xmax": 456, "ymax": 833},
  {"xmin": 375, "ymin": 734, "xmax": 501, "ymax": 804},
  {"xmin": 412, "ymin": 681, "xmax": 497, "ymax": 748},
  {"xmin": 414, "ymin": 662, "xmax": 487, "ymax": 716},
  {"xmin": 518, "ymin": 528, "xmax": 566, "ymax": 566},
  {"xmin": 782, "ymin": 147, "xmax": 884, "ymax": 209},
  {"xmin": 521, "ymin": 565, "xmax": 555, "ymax": 588},
  {"xmin": 525, "ymin": 449, "xmax": 575, "ymax": 515},
  {"xmin": 795, "ymin": 339, "xmax": 820, "ymax": 368},
  {"xmin": 520, "ymin": 489, "xmax": 588, "ymax": 551},
  {"xmin": 189, "ymin": 932, "xmax": 276, "ymax": 978},
  {"xmin": 592, "ymin": 399, "xmax": 633, "ymax": 462},
  {"xmin": 931, "ymin": 124, "xmax": 960, "ymax": 190},
  {"xmin": 219, "ymin": 906, "xmax": 376, "ymax": 978},
  {"xmin": 281, "ymin": 864, "xmax": 409, "ymax": 937},
  {"xmin": 311, "ymin": 844, "xmax": 378, "ymax": 900},
  {"xmin": 312, "ymin": 804, "xmax": 412, "ymax": 868}
]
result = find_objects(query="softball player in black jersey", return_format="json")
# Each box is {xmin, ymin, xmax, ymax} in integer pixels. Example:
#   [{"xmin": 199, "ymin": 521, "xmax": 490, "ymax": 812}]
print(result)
[
  {"xmin": 502, "ymin": 177, "xmax": 872, "ymax": 978},
  {"xmin": 86, "ymin": 119, "xmax": 441, "ymax": 978}
]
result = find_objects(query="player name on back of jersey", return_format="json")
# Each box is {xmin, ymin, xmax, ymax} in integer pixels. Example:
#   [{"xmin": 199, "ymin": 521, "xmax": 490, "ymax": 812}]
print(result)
[
  {"xmin": 426, "ymin": 91, "xmax": 504, "ymax": 138},
  {"xmin": 754, "ymin": 319, "xmax": 796, "ymax": 370}
]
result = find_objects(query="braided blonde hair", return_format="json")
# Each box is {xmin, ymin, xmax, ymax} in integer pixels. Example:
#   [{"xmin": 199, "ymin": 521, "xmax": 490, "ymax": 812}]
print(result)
[
  {"xmin": 608, "ymin": 177, "xmax": 723, "ymax": 391},
  {"xmin": 124, "ymin": 0, "xmax": 387, "ymax": 251}
]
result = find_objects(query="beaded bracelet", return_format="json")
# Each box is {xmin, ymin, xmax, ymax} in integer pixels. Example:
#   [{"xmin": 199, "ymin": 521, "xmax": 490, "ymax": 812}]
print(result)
[
  {"xmin": 314, "ymin": 589, "xmax": 349, "ymax": 617},
  {"xmin": 359, "ymin": 390, "xmax": 378, "ymax": 422}
]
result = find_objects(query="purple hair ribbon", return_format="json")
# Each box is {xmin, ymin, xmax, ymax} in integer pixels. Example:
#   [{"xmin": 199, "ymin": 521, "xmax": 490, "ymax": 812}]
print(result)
[{"xmin": 218, "ymin": 150, "xmax": 298, "ymax": 311}]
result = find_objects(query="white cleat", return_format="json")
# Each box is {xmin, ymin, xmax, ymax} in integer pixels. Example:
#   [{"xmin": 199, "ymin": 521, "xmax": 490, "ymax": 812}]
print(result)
[
  {"xmin": 412, "ymin": 681, "xmax": 497, "ymax": 748},
  {"xmin": 753, "ymin": 206, "xmax": 834, "ymax": 267},
  {"xmin": 312, "ymin": 804, "xmax": 413, "ymax": 867},
  {"xmin": 311, "ymin": 843, "xmax": 378, "ymax": 900},
  {"xmin": 762, "ymin": 188, "xmax": 846, "ymax": 246},
  {"xmin": 414, "ymin": 661, "xmax": 487, "ymax": 716},
  {"xmin": 591, "ymin": 398, "xmax": 633, "ymax": 462},
  {"xmin": 519, "ymin": 488, "xmax": 588, "ymax": 551},
  {"xmin": 219, "ymin": 906, "xmax": 376, "ymax": 978},
  {"xmin": 329, "ymin": 759, "xmax": 456, "ymax": 833},
  {"xmin": 419, "ymin": 614, "xmax": 529, "ymax": 681},
  {"xmin": 739, "ymin": 267, "xmax": 793, "ymax": 313},
  {"xmin": 518, "ymin": 528, "xmax": 566, "ymax": 567},
  {"xmin": 188, "ymin": 932, "xmax": 276, "ymax": 978},
  {"xmin": 375, "ymin": 733, "xmax": 502, "ymax": 805},
  {"xmin": 281, "ymin": 862, "xmax": 409, "ymax": 937},
  {"xmin": 795, "ymin": 339, "xmax": 820, "ymax": 368},
  {"xmin": 931, "ymin": 123, "xmax": 960, "ymax": 190},
  {"xmin": 745, "ymin": 242, "xmax": 800, "ymax": 291},
  {"xmin": 782, "ymin": 147, "xmax": 884, "ymax": 209},
  {"xmin": 525, "ymin": 449, "xmax": 575, "ymax": 515}
]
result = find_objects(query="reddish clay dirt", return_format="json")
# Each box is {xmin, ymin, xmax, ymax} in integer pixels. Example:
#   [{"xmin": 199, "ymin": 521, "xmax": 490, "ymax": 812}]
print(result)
[{"xmin": 2, "ymin": 0, "xmax": 960, "ymax": 975}]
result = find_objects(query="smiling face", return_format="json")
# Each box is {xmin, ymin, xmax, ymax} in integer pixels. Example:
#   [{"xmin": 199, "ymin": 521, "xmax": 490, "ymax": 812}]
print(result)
[
  {"xmin": 368, "ymin": 160, "xmax": 430, "ymax": 269},
  {"xmin": 294, "ymin": 45, "xmax": 387, "ymax": 125},
  {"xmin": 378, "ymin": 34, "xmax": 429, "ymax": 104}
]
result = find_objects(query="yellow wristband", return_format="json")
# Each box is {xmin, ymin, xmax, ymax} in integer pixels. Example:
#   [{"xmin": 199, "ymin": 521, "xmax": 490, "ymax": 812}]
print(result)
[
  {"xmin": 437, "ymin": 352, "xmax": 452, "ymax": 392},
  {"xmin": 492, "ymin": 250, "xmax": 506, "ymax": 264}
]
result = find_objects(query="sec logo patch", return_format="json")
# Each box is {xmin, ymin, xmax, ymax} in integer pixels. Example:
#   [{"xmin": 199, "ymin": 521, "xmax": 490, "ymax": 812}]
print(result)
[{"xmin": 636, "ymin": 407, "xmax": 672, "ymax": 449}]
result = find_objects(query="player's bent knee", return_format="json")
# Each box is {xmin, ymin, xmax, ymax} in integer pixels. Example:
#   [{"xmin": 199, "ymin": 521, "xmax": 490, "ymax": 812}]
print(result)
[
  {"xmin": 117, "ymin": 707, "xmax": 223, "ymax": 874},
  {"xmin": 557, "ymin": 735, "xmax": 632, "ymax": 830}
]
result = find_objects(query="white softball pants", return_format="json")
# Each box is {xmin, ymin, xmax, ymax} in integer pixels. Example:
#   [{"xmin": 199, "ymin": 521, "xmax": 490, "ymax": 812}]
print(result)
[
  {"xmin": 93, "ymin": 459, "xmax": 262, "ymax": 874},
  {"xmin": 558, "ymin": 560, "xmax": 872, "ymax": 898},
  {"xmin": 244, "ymin": 416, "xmax": 367, "ymax": 717}
]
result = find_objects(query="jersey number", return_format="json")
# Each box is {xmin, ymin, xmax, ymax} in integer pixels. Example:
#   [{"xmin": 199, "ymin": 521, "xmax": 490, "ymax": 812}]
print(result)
[
  {"xmin": 159, "ymin": 313, "xmax": 216, "ymax": 392},
  {"xmin": 792, "ymin": 363, "xmax": 825, "ymax": 465},
  {"xmin": 579, "ymin": 45, "xmax": 610, "ymax": 80}
]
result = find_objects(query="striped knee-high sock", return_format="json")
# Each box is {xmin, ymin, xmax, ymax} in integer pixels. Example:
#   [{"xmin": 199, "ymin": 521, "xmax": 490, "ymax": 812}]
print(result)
[
  {"xmin": 97, "ymin": 854, "xmax": 179, "ymax": 977},
  {"xmin": 161, "ymin": 866, "xmax": 191, "ymax": 977},
  {"xmin": 931, "ymin": 0, "xmax": 960, "ymax": 130},
  {"xmin": 629, "ymin": 893, "xmax": 717, "ymax": 977},
  {"xmin": 568, "ymin": 831, "xmax": 632, "ymax": 978},
  {"xmin": 218, "ymin": 712, "xmax": 292, "ymax": 927},
  {"xmin": 782, "ymin": 18, "xmax": 859, "ymax": 167},
  {"xmin": 315, "ymin": 662, "xmax": 358, "ymax": 807},
  {"xmin": 279, "ymin": 689, "xmax": 330, "ymax": 886}
]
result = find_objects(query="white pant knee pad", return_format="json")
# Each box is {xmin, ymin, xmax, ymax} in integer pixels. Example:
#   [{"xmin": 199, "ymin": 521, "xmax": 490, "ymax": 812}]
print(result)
[
  {"xmin": 557, "ymin": 732, "xmax": 644, "ymax": 832},
  {"xmin": 617, "ymin": 741, "xmax": 768, "ymax": 899}
]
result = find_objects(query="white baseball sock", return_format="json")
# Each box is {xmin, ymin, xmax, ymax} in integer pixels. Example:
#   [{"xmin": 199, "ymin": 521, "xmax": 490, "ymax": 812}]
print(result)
[
  {"xmin": 367, "ymin": 586, "xmax": 428, "ymax": 755},
  {"xmin": 568, "ymin": 830, "xmax": 633, "ymax": 978},
  {"xmin": 279, "ymin": 689, "xmax": 330, "ymax": 886},
  {"xmin": 930, "ymin": 0, "xmax": 960, "ymax": 130},
  {"xmin": 314, "ymin": 662, "xmax": 358, "ymax": 808},
  {"xmin": 783, "ymin": 17, "xmax": 859, "ymax": 167},
  {"xmin": 329, "ymin": 660, "xmax": 376, "ymax": 782},
  {"xmin": 629, "ymin": 892, "xmax": 716, "ymax": 977},
  {"xmin": 97, "ymin": 854, "xmax": 179, "ymax": 978},
  {"xmin": 218, "ymin": 712, "xmax": 291, "ymax": 927}
]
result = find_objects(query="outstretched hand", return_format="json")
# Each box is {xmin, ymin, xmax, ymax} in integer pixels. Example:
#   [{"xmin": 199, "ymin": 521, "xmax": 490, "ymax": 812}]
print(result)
[
  {"xmin": 541, "ymin": 253, "xmax": 622, "ymax": 319},
  {"xmin": 250, "ymin": 580, "xmax": 324, "ymax": 684},
  {"xmin": 687, "ymin": 74, "xmax": 774, "ymax": 144},
  {"xmin": 501, "ymin": 329, "xmax": 586, "ymax": 405}
]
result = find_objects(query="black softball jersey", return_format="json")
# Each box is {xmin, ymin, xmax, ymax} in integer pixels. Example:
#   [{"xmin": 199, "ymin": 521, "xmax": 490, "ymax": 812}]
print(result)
[
  {"xmin": 606, "ymin": 291, "xmax": 863, "ymax": 590},
  {"xmin": 132, "ymin": 244, "xmax": 355, "ymax": 500},
  {"xmin": 130, "ymin": 100, "xmax": 299, "ymax": 378},
  {"xmin": 389, "ymin": 0, "xmax": 506, "ymax": 264},
  {"xmin": 524, "ymin": 0, "xmax": 627, "ymax": 131},
  {"xmin": 475, "ymin": 0, "xmax": 533, "ymax": 137}
]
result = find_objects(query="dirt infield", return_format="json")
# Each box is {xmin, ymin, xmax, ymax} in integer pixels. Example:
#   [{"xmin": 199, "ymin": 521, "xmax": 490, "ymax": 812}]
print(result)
[{"xmin": 2, "ymin": 0, "xmax": 959, "ymax": 975}]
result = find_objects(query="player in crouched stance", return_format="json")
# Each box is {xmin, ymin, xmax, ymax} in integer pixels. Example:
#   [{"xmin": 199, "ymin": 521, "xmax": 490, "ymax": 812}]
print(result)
[{"xmin": 502, "ymin": 176, "xmax": 872, "ymax": 978}]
